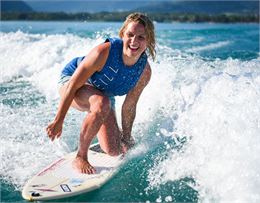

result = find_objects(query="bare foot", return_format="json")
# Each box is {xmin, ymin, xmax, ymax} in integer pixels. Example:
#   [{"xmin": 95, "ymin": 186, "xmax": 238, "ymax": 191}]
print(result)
[{"xmin": 72, "ymin": 156, "xmax": 96, "ymax": 174}]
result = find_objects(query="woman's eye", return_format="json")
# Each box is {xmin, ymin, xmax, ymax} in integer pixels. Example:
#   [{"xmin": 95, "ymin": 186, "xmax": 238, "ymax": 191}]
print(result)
[{"xmin": 127, "ymin": 33, "xmax": 134, "ymax": 37}]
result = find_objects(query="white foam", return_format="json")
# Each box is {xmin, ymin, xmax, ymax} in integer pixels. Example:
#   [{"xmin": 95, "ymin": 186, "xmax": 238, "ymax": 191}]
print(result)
[
  {"xmin": 145, "ymin": 54, "xmax": 260, "ymax": 202},
  {"xmin": 0, "ymin": 104, "xmax": 67, "ymax": 188},
  {"xmin": 0, "ymin": 31, "xmax": 108, "ymax": 190},
  {"xmin": 174, "ymin": 36, "xmax": 204, "ymax": 44},
  {"xmin": 187, "ymin": 41, "xmax": 231, "ymax": 53},
  {"xmin": 1, "ymin": 30, "xmax": 260, "ymax": 203},
  {"xmin": 0, "ymin": 31, "xmax": 103, "ymax": 100}
]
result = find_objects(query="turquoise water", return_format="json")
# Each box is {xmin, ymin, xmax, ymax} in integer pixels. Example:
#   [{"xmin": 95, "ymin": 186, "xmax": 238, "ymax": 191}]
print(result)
[{"xmin": 0, "ymin": 21, "xmax": 260, "ymax": 202}]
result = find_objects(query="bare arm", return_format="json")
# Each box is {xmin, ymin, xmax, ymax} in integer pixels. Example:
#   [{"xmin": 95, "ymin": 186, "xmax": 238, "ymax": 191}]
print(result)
[
  {"xmin": 46, "ymin": 42, "xmax": 110, "ymax": 141},
  {"xmin": 121, "ymin": 63, "xmax": 152, "ymax": 148}
]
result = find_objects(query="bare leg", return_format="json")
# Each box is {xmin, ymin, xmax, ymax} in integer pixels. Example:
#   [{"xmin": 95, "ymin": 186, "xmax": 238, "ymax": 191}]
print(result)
[
  {"xmin": 75, "ymin": 95, "xmax": 112, "ymax": 174},
  {"xmin": 97, "ymin": 110, "xmax": 122, "ymax": 156},
  {"xmin": 59, "ymin": 83, "xmax": 121, "ymax": 174}
]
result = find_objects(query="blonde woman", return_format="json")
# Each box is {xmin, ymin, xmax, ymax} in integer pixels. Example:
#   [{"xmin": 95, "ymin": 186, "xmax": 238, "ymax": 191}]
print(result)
[{"xmin": 46, "ymin": 13, "xmax": 156, "ymax": 174}]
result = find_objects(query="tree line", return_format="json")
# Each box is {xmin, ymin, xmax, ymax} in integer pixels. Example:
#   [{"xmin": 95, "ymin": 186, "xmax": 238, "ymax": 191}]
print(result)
[{"xmin": 1, "ymin": 11, "xmax": 259, "ymax": 23}]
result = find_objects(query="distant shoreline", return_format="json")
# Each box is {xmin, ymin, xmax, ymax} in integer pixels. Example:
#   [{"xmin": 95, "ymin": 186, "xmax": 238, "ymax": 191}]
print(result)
[{"xmin": 1, "ymin": 11, "xmax": 259, "ymax": 23}]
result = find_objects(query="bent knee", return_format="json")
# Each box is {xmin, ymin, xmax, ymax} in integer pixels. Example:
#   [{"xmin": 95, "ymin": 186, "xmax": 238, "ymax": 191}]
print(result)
[
  {"xmin": 90, "ymin": 95, "xmax": 112, "ymax": 116},
  {"xmin": 72, "ymin": 87, "xmax": 91, "ymax": 111}
]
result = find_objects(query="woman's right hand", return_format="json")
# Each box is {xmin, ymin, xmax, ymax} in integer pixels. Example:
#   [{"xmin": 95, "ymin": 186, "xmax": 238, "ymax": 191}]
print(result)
[{"xmin": 46, "ymin": 119, "xmax": 63, "ymax": 141}]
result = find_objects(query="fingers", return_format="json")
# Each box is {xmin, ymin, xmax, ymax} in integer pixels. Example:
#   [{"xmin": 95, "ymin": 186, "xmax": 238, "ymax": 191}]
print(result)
[
  {"xmin": 46, "ymin": 123, "xmax": 62, "ymax": 141},
  {"xmin": 51, "ymin": 134, "xmax": 56, "ymax": 142},
  {"xmin": 50, "ymin": 132, "xmax": 62, "ymax": 141},
  {"xmin": 56, "ymin": 131, "xmax": 62, "ymax": 139},
  {"xmin": 49, "ymin": 131, "xmax": 61, "ymax": 141}
]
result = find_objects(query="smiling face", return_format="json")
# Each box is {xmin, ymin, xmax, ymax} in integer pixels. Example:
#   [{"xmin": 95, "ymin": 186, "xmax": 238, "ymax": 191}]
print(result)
[{"xmin": 121, "ymin": 22, "xmax": 148, "ymax": 66}]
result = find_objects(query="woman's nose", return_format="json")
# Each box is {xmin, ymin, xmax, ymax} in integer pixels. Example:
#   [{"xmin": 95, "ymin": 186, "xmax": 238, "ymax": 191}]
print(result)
[{"xmin": 131, "ymin": 35, "xmax": 138, "ymax": 43}]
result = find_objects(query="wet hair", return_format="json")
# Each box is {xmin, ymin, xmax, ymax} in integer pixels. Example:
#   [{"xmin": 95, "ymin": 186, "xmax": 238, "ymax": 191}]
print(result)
[{"xmin": 119, "ymin": 12, "xmax": 156, "ymax": 61}]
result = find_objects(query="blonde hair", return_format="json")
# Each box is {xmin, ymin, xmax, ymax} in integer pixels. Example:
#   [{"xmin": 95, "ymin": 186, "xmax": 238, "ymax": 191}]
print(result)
[{"xmin": 119, "ymin": 12, "xmax": 156, "ymax": 61}]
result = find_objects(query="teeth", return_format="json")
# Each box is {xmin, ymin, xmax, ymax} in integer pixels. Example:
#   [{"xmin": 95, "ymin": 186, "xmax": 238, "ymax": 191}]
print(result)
[{"xmin": 129, "ymin": 45, "xmax": 138, "ymax": 49}]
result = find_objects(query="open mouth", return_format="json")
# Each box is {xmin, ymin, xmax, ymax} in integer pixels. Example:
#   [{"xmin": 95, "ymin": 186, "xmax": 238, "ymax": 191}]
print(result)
[{"xmin": 128, "ymin": 45, "xmax": 139, "ymax": 52}]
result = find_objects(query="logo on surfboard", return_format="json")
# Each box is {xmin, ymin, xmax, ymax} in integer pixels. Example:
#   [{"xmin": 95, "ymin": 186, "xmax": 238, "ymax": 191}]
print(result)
[{"xmin": 60, "ymin": 184, "xmax": 71, "ymax": 192}]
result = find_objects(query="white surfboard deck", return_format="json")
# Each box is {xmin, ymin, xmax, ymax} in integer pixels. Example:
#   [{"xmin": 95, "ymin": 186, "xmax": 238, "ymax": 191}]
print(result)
[{"xmin": 22, "ymin": 143, "xmax": 123, "ymax": 201}]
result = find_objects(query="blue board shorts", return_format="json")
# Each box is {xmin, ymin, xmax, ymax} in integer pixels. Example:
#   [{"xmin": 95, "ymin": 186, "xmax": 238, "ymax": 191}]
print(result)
[{"xmin": 58, "ymin": 60, "xmax": 116, "ymax": 110}]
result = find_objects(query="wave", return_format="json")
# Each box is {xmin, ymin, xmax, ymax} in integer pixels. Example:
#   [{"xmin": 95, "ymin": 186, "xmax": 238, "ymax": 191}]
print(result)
[
  {"xmin": 0, "ymin": 31, "xmax": 104, "ymax": 100},
  {"xmin": 186, "ymin": 41, "xmax": 231, "ymax": 53},
  {"xmin": 1, "ymin": 31, "xmax": 260, "ymax": 202},
  {"xmin": 142, "ymin": 48, "xmax": 260, "ymax": 202},
  {"xmin": 174, "ymin": 36, "xmax": 205, "ymax": 44}
]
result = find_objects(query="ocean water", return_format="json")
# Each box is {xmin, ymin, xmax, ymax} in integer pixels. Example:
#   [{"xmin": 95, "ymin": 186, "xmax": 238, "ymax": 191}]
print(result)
[{"xmin": 0, "ymin": 21, "xmax": 259, "ymax": 202}]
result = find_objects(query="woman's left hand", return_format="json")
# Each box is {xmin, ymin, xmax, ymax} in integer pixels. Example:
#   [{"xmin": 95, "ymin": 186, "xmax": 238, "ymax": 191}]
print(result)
[{"xmin": 121, "ymin": 136, "xmax": 135, "ymax": 154}]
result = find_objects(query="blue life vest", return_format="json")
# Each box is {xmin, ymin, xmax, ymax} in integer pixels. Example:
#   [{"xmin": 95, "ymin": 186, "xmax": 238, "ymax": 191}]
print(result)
[{"xmin": 61, "ymin": 38, "xmax": 147, "ymax": 96}]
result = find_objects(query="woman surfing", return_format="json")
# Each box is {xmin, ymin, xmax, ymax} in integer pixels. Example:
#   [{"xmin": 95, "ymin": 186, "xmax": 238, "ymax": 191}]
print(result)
[{"xmin": 46, "ymin": 13, "xmax": 156, "ymax": 174}]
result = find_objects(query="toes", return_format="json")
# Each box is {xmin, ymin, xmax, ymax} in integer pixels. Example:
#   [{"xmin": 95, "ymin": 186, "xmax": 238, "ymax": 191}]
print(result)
[
  {"xmin": 73, "ymin": 157, "xmax": 96, "ymax": 174},
  {"xmin": 86, "ymin": 166, "xmax": 95, "ymax": 174},
  {"xmin": 80, "ymin": 164, "xmax": 95, "ymax": 174}
]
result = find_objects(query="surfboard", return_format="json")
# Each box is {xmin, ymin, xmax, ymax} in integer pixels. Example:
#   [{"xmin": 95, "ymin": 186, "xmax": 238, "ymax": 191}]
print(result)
[{"xmin": 22, "ymin": 143, "xmax": 123, "ymax": 201}]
